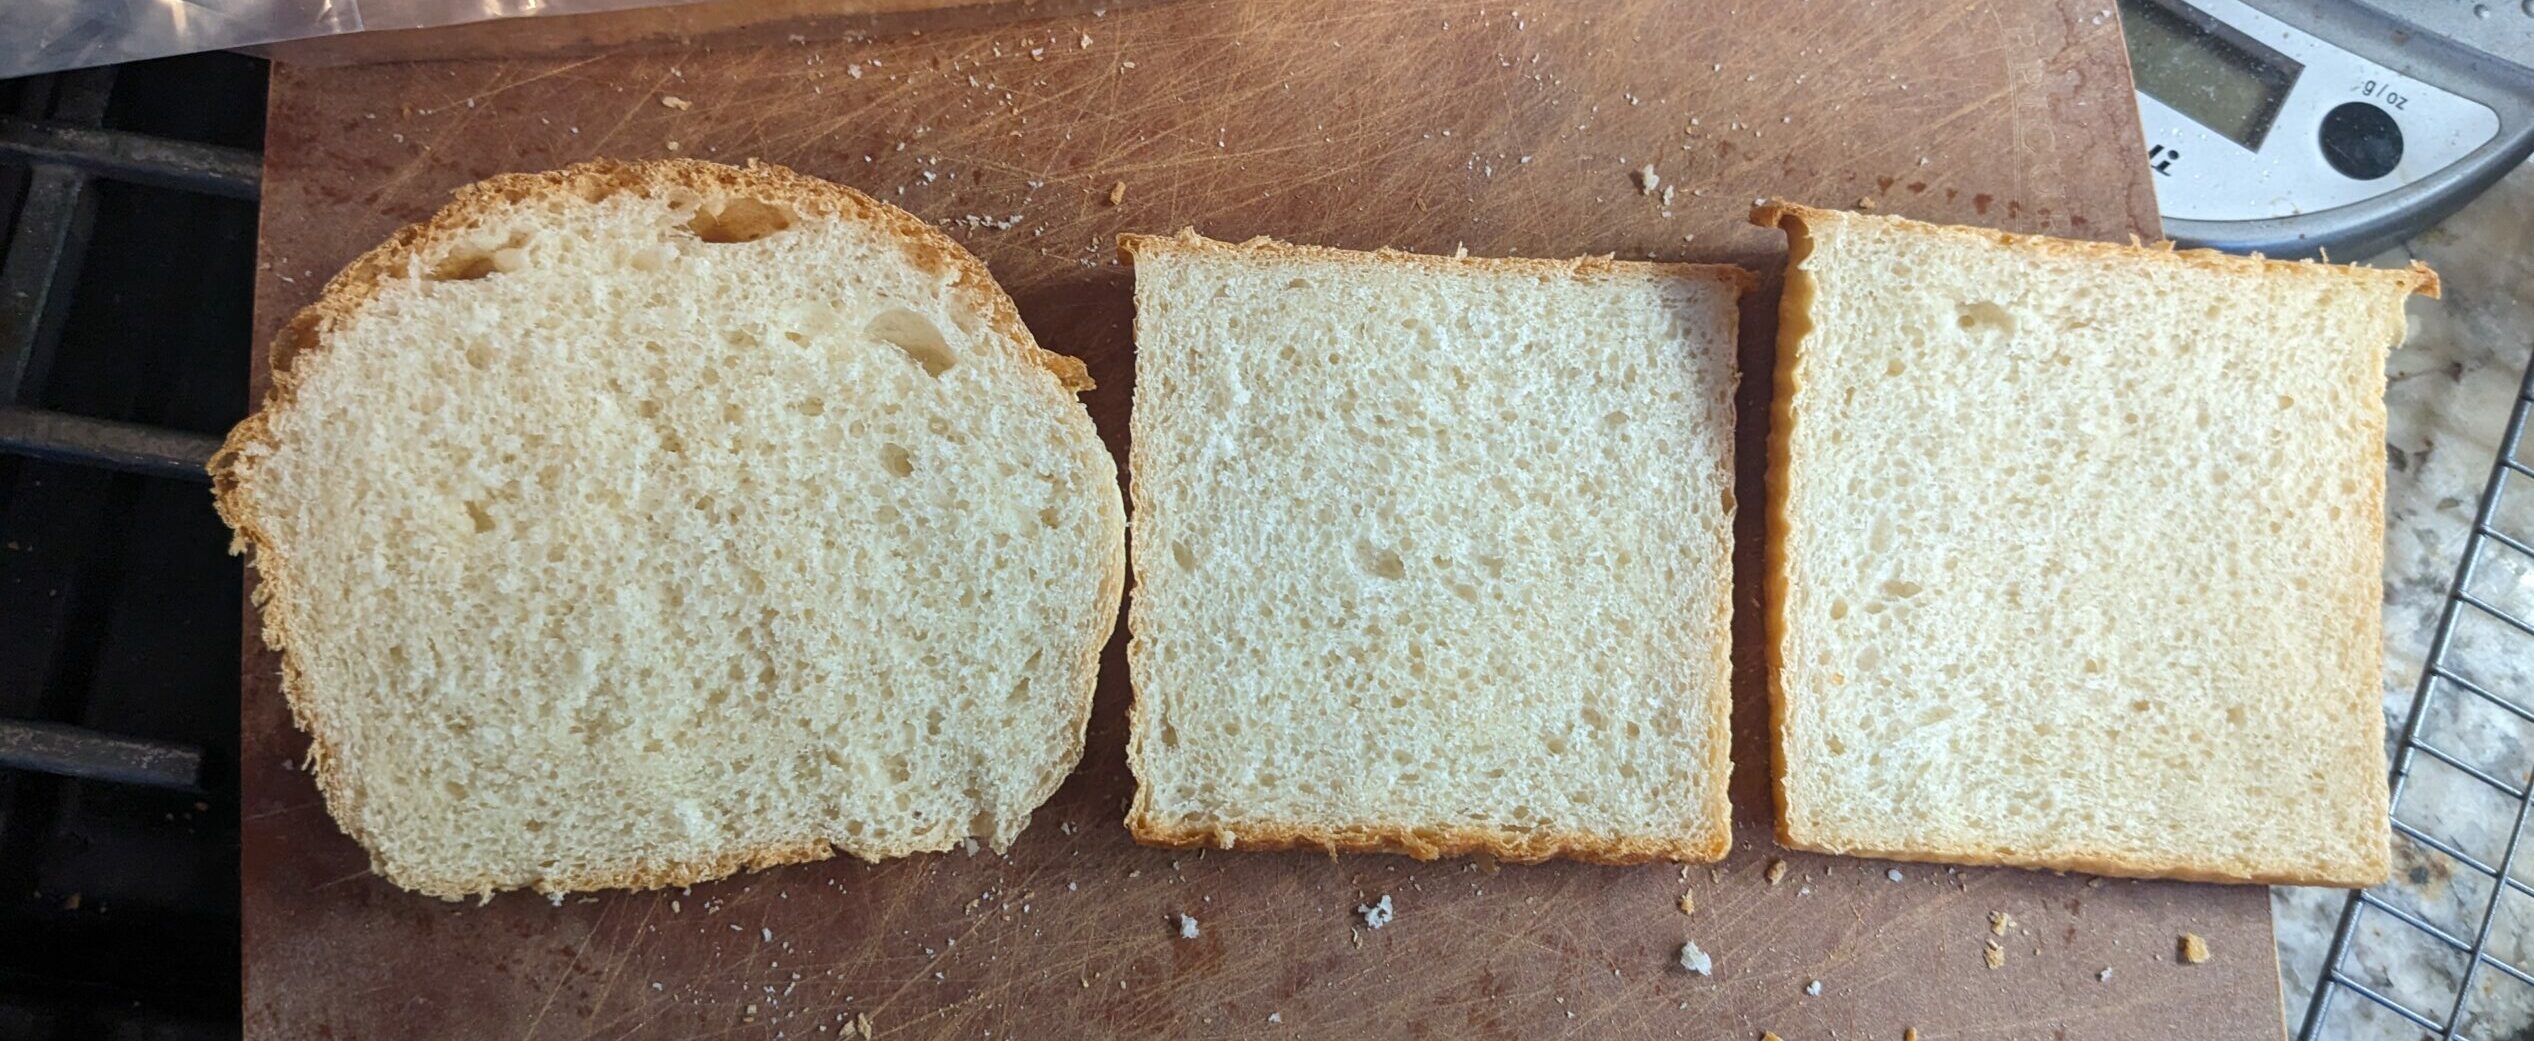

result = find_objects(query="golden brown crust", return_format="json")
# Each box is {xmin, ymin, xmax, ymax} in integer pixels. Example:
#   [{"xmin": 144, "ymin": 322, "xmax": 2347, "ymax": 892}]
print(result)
[
  {"xmin": 1115, "ymin": 228, "xmax": 1744, "ymax": 867},
  {"xmin": 1748, "ymin": 201, "xmax": 2439, "ymax": 299},
  {"xmin": 1748, "ymin": 201, "xmax": 2406, "ymax": 890},
  {"xmin": 1126, "ymin": 813, "xmax": 1729, "ymax": 865},
  {"xmin": 213, "ymin": 158, "xmax": 1122, "ymax": 900},
  {"xmin": 1118, "ymin": 227, "xmax": 1761, "ymax": 293},
  {"xmin": 1776, "ymin": 830, "xmax": 2387, "ymax": 888},
  {"xmin": 1757, "ymin": 206, "xmax": 1818, "ymax": 852}
]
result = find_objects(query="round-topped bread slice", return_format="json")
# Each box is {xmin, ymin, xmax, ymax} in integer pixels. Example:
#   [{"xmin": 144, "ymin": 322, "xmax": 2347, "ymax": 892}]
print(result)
[{"xmin": 214, "ymin": 159, "xmax": 1124, "ymax": 900}]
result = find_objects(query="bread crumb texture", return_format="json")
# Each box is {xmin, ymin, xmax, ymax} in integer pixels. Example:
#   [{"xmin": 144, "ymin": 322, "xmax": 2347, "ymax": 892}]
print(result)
[
  {"xmin": 1757, "ymin": 203, "xmax": 2427, "ymax": 886},
  {"xmin": 1119, "ymin": 231, "xmax": 1746, "ymax": 863},
  {"xmin": 2180, "ymin": 933, "xmax": 2211, "ymax": 964},
  {"xmin": 213, "ymin": 160, "xmax": 1125, "ymax": 899},
  {"xmin": 1983, "ymin": 940, "xmax": 2006, "ymax": 969}
]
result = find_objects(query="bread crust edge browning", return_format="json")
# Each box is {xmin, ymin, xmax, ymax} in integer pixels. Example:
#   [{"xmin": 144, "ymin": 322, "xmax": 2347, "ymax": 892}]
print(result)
[
  {"xmin": 1115, "ymin": 228, "xmax": 1743, "ymax": 866},
  {"xmin": 1124, "ymin": 814, "xmax": 1730, "ymax": 865},
  {"xmin": 211, "ymin": 158, "xmax": 1124, "ymax": 900},
  {"xmin": 1775, "ymin": 832, "xmax": 2386, "ymax": 888}
]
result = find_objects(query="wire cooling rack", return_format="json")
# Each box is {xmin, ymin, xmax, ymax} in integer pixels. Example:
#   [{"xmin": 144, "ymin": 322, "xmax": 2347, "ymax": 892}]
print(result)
[{"xmin": 2300, "ymin": 351, "xmax": 2534, "ymax": 1041}]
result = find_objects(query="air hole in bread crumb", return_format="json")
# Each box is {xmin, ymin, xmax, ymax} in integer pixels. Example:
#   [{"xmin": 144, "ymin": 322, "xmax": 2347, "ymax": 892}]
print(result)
[
  {"xmin": 1880, "ymin": 579, "xmax": 1923, "ymax": 599},
  {"xmin": 868, "ymin": 308, "xmax": 957, "ymax": 377},
  {"xmin": 1170, "ymin": 541, "xmax": 1198, "ymax": 570},
  {"xmin": 1355, "ymin": 540, "xmax": 1406, "ymax": 580},
  {"xmin": 880, "ymin": 443, "xmax": 914, "ymax": 477},
  {"xmin": 1955, "ymin": 300, "xmax": 2017, "ymax": 336},
  {"xmin": 686, "ymin": 197, "xmax": 793, "ymax": 243},
  {"xmin": 1828, "ymin": 600, "xmax": 1850, "ymax": 621},
  {"xmin": 464, "ymin": 501, "xmax": 495, "ymax": 533}
]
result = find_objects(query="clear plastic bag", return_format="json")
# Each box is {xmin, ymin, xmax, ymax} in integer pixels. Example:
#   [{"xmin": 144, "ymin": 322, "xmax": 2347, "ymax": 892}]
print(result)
[{"xmin": 3, "ymin": 0, "xmax": 711, "ymax": 80}]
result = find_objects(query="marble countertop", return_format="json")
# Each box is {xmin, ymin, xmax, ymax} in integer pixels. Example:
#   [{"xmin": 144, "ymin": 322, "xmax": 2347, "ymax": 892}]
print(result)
[{"xmin": 2276, "ymin": 161, "xmax": 2534, "ymax": 1040}]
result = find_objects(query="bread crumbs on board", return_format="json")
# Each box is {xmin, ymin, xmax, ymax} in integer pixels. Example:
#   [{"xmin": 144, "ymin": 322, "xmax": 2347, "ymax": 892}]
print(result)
[
  {"xmin": 660, "ymin": 95, "xmax": 692, "ymax": 110},
  {"xmin": 1107, "ymin": 181, "xmax": 1127, "ymax": 206},
  {"xmin": 1679, "ymin": 890, "xmax": 1696, "ymax": 915},
  {"xmin": 1358, "ymin": 894, "xmax": 1395, "ymax": 929},
  {"xmin": 1635, "ymin": 163, "xmax": 1660, "ymax": 195},
  {"xmin": 1762, "ymin": 1032, "xmax": 1785, "ymax": 1041},
  {"xmin": 1983, "ymin": 940, "xmax": 2006, "ymax": 969},
  {"xmin": 1904, "ymin": 1029, "xmax": 1920, "ymax": 1041},
  {"xmin": 1989, "ymin": 910, "xmax": 2014, "ymax": 935},
  {"xmin": 1765, "ymin": 859, "xmax": 1789, "ymax": 885},
  {"xmin": 2180, "ymin": 933, "xmax": 2211, "ymax": 964}
]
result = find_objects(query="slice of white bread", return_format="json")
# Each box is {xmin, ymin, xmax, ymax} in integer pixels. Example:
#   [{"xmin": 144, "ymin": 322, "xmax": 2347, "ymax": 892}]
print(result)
[
  {"xmin": 212, "ymin": 160, "xmax": 1125, "ymax": 899},
  {"xmin": 1754, "ymin": 202, "xmax": 2436, "ymax": 886},
  {"xmin": 1120, "ymin": 230, "xmax": 1749, "ymax": 863}
]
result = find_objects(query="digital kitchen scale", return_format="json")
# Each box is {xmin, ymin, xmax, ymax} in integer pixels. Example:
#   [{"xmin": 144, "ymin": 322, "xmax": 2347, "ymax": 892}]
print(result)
[{"xmin": 2121, "ymin": 0, "xmax": 2534, "ymax": 257}]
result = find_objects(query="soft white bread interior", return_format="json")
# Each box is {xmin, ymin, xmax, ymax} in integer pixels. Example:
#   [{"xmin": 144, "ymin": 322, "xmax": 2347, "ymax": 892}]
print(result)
[
  {"xmin": 1755, "ymin": 202, "xmax": 2434, "ymax": 886},
  {"xmin": 213, "ymin": 160, "xmax": 1125, "ymax": 899},
  {"xmin": 1121, "ymin": 230, "xmax": 1748, "ymax": 863}
]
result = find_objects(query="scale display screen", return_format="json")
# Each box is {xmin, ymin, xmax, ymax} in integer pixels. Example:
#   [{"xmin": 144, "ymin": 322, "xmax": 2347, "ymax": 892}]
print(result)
[{"xmin": 2119, "ymin": 0, "xmax": 2303, "ymax": 150}]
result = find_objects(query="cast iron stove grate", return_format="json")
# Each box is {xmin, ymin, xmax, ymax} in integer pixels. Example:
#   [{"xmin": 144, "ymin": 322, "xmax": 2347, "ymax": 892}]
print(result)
[{"xmin": 0, "ymin": 53, "xmax": 261, "ymax": 1041}]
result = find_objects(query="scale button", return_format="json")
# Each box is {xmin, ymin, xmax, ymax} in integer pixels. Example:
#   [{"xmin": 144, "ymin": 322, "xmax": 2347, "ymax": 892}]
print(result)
[{"xmin": 2319, "ymin": 101, "xmax": 2403, "ymax": 180}]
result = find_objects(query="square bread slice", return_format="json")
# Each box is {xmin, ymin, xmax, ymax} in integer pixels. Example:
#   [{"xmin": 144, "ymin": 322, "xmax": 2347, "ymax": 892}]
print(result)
[
  {"xmin": 1754, "ymin": 202, "xmax": 2436, "ymax": 886},
  {"xmin": 1120, "ymin": 230, "xmax": 1750, "ymax": 863}
]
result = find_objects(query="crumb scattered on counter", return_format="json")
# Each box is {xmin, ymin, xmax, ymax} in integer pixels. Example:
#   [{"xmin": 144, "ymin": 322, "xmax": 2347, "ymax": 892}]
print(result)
[
  {"xmin": 1804, "ymin": 979, "xmax": 1822, "ymax": 997},
  {"xmin": 1679, "ymin": 890, "xmax": 1696, "ymax": 915},
  {"xmin": 1989, "ymin": 910, "xmax": 2014, "ymax": 935},
  {"xmin": 1984, "ymin": 940, "xmax": 2006, "ymax": 969},
  {"xmin": 1678, "ymin": 940, "xmax": 1713, "ymax": 975},
  {"xmin": 1358, "ymin": 894, "xmax": 1395, "ymax": 929},
  {"xmin": 661, "ymin": 95, "xmax": 692, "ymax": 110},
  {"xmin": 1267, "ymin": 1012, "xmax": 1282, "ymax": 1024},
  {"xmin": 2180, "ymin": 933, "xmax": 2210, "ymax": 964},
  {"xmin": 1904, "ymin": 1029, "xmax": 1919, "ymax": 1041},
  {"xmin": 1175, "ymin": 913, "xmax": 1200, "ymax": 939},
  {"xmin": 1762, "ymin": 1032, "xmax": 1785, "ymax": 1041},
  {"xmin": 856, "ymin": 1011, "xmax": 874, "ymax": 1038},
  {"xmin": 2099, "ymin": 967, "xmax": 2114, "ymax": 982},
  {"xmin": 1766, "ymin": 859, "xmax": 1789, "ymax": 885},
  {"xmin": 1886, "ymin": 868, "xmax": 1904, "ymax": 882},
  {"xmin": 1108, "ymin": 181, "xmax": 1127, "ymax": 206},
  {"xmin": 1635, "ymin": 164, "xmax": 1661, "ymax": 195}
]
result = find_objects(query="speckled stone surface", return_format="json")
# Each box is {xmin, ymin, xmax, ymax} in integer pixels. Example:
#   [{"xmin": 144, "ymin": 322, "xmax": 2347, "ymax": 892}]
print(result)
[{"xmin": 2276, "ymin": 161, "xmax": 2534, "ymax": 1040}]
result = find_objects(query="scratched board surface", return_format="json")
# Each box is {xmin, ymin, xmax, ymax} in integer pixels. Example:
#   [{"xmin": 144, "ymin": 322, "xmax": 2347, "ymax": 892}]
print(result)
[{"xmin": 243, "ymin": 2, "xmax": 2286, "ymax": 1038}]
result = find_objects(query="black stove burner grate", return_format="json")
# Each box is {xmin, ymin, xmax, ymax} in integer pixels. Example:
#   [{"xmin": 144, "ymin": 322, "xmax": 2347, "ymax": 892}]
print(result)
[{"xmin": 0, "ymin": 53, "xmax": 261, "ymax": 1041}]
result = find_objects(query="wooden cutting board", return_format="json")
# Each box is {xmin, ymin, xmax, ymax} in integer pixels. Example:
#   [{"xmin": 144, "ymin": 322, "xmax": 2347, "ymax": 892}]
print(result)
[{"xmin": 241, "ymin": 2, "xmax": 2286, "ymax": 1038}]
